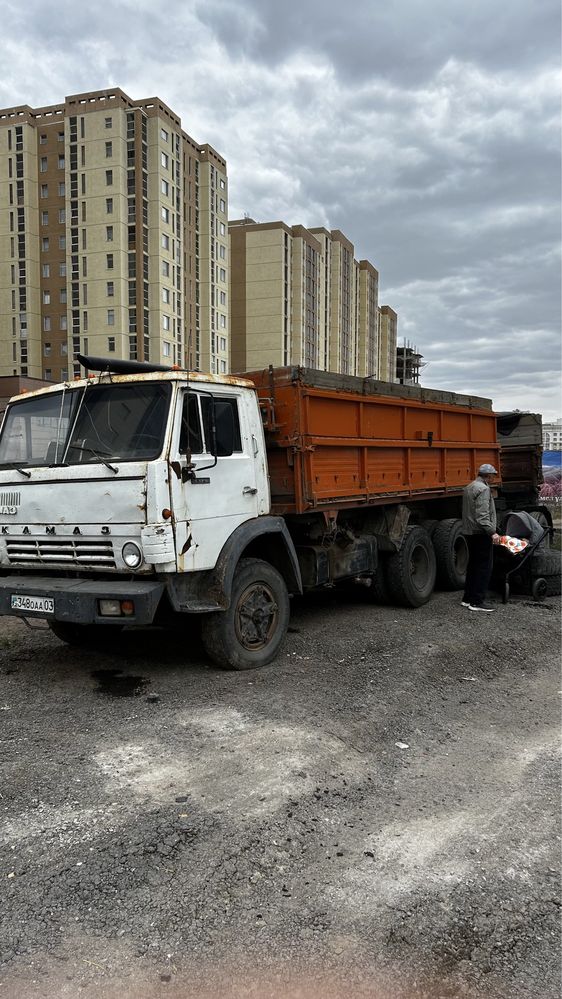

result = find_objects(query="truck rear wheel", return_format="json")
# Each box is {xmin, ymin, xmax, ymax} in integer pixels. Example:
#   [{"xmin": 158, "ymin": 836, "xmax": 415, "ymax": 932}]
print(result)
[
  {"xmin": 433, "ymin": 518, "xmax": 468, "ymax": 590},
  {"xmin": 201, "ymin": 558, "xmax": 290, "ymax": 670},
  {"xmin": 386, "ymin": 526, "xmax": 436, "ymax": 607}
]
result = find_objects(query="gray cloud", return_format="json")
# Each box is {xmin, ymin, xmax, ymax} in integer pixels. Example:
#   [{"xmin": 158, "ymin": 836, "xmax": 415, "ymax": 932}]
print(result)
[{"xmin": 0, "ymin": 0, "xmax": 560, "ymax": 417}]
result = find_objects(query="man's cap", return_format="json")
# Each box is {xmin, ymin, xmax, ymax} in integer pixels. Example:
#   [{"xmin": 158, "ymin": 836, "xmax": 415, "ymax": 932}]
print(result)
[{"xmin": 478, "ymin": 463, "xmax": 498, "ymax": 475}]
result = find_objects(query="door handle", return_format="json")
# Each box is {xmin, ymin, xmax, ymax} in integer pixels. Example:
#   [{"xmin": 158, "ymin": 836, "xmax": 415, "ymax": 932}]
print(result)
[{"xmin": 243, "ymin": 486, "xmax": 258, "ymax": 495}]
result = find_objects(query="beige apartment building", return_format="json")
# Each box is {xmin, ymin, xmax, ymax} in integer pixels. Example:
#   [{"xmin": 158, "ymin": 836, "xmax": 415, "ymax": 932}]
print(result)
[
  {"xmin": 229, "ymin": 218, "xmax": 394, "ymax": 380},
  {"xmin": 378, "ymin": 305, "xmax": 398, "ymax": 382},
  {"xmin": 0, "ymin": 88, "xmax": 229, "ymax": 382}
]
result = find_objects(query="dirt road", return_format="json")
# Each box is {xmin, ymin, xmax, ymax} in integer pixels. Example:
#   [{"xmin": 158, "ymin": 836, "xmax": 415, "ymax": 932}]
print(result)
[{"xmin": 0, "ymin": 588, "xmax": 560, "ymax": 998}]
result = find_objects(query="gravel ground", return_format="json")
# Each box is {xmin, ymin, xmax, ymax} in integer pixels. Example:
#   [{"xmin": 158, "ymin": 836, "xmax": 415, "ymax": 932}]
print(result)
[{"xmin": 0, "ymin": 586, "xmax": 560, "ymax": 999}]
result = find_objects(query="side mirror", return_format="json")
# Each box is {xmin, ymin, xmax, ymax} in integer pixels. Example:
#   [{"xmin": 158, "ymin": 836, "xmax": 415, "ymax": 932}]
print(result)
[{"xmin": 213, "ymin": 401, "xmax": 235, "ymax": 457}]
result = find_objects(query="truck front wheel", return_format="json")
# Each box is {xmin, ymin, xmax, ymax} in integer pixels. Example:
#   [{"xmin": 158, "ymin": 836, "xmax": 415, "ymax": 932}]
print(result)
[{"xmin": 201, "ymin": 558, "xmax": 290, "ymax": 670}]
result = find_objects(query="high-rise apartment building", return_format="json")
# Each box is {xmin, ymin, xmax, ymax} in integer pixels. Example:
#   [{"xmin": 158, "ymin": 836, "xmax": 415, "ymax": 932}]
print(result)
[
  {"xmin": 229, "ymin": 219, "xmax": 389, "ymax": 379},
  {"xmin": 0, "ymin": 88, "xmax": 229, "ymax": 381},
  {"xmin": 378, "ymin": 305, "xmax": 398, "ymax": 382}
]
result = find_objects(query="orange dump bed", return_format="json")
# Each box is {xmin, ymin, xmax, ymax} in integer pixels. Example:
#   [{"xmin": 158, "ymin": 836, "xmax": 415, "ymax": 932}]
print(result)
[{"xmin": 246, "ymin": 367, "xmax": 500, "ymax": 516}]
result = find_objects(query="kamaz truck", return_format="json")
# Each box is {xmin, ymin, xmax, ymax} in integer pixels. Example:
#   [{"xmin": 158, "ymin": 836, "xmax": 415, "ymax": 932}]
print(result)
[{"xmin": 0, "ymin": 356, "xmax": 547, "ymax": 669}]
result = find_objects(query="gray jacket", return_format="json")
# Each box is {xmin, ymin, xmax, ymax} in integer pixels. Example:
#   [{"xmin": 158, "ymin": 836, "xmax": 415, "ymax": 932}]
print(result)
[{"xmin": 462, "ymin": 476, "xmax": 497, "ymax": 537}]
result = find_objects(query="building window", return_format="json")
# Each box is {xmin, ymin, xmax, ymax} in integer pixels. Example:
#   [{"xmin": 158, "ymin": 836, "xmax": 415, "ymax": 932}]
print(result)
[
  {"xmin": 58, "ymin": 182, "xmax": 65, "ymax": 196},
  {"xmin": 219, "ymin": 314, "xmax": 226, "ymax": 328},
  {"xmin": 162, "ymin": 315, "xmax": 170, "ymax": 331},
  {"xmin": 60, "ymin": 316, "xmax": 67, "ymax": 331},
  {"xmin": 59, "ymin": 262, "xmax": 66, "ymax": 277},
  {"xmin": 161, "ymin": 234, "xmax": 169, "ymax": 250},
  {"xmin": 219, "ymin": 244, "xmax": 226, "ymax": 259},
  {"xmin": 58, "ymin": 155, "xmax": 65, "ymax": 169},
  {"xmin": 40, "ymin": 157, "xmax": 47, "ymax": 172},
  {"xmin": 161, "ymin": 152, "xmax": 169, "ymax": 169},
  {"xmin": 163, "ymin": 341, "xmax": 171, "ymax": 357},
  {"xmin": 41, "ymin": 211, "xmax": 48, "ymax": 225},
  {"xmin": 161, "ymin": 207, "xmax": 169, "ymax": 223},
  {"xmin": 220, "ymin": 291, "xmax": 226, "ymax": 305},
  {"xmin": 42, "ymin": 264, "xmax": 50, "ymax": 278},
  {"xmin": 220, "ymin": 359, "xmax": 227, "ymax": 373},
  {"xmin": 219, "ymin": 267, "xmax": 226, "ymax": 282},
  {"xmin": 59, "ymin": 235, "xmax": 66, "ymax": 249},
  {"xmin": 60, "ymin": 288, "xmax": 67, "ymax": 303},
  {"xmin": 161, "ymin": 179, "xmax": 169, "ymax": 196},
  {"xmin": 40, "ymin": 184, "xmax": 48, "ymax": 199},
  {"xmin": 106, "ymin": 197, "xmax": 113, "ymax": 214},
  {"xmin": 160, "ymin": 128, "xmax": 169, "ymax": 142},
  {"xmin": 43, "ymin": 317, "xmax": 51, "ymax": 331},
  {"xmin": 220, "ymin": 336, "xmax": 227, "ymax": 351},
  {"xmin": 105, "ymin": 117, "xmax": 112, "ymax": 129},
  {"xmin": 40, "ymin": 134, "xmax": 47, "ymax": 145},
  {"xmin": 106, "ymin": 169, "xmax": 113, "ymax": 185},
  {"xmin": 43, "ymin": 290, "xmax": 51, "ymax": 304},
  {"xmin": 107, "ymin": 281, "xmax": 114, "ymax": 297},
  {"xmin": 44, "ymin": 369, "xmax": 52, "ymax": 380},
  {"xmin": 106, "ymin": 225, "xmax": 113, "ymax": 241},
  {"xmin": 219, "ymin": 222, "xmax": 226, "ymax": 236},
  {"xmin": 58, "ymin": 208, "xmax": 66, "ymax": 223},
  {"xmin": 107, "ymin": 336, "xmax": 115, "ymax": 351},
  {"xmin": 58, "ymin": 131, "xmax": 64, "ymax": 142},
  {"xmin": 42, "ymin": 237, "xmax": 49, "ymax": 251},
  {"xmin": 162, "ymin": 260, "xmax": 170, "ymax": 277},
  {"xmin": 106, "ymin": 253, "xmax": 114, "ymax": 269},
  {"xmin": 162, "ymin": 288, "xmax": 170, "ymax": 303},
  {"xmin": 107, "ymin": 309, "xmax": 115, "ymax": 326},
  {"xmin": 105, "ymin": 141, "xmax": 112, "ymax": 158},
  {"xmin": 220, "ymin": 178, "xmax": 226, "ymax": 190},
  {"xmin": 219, "ymin": 198, "xmax": 226, "ymax": 213},
  {"xmin": 44, "ymin": 343, "xmax": 51, "ymax": 356}
]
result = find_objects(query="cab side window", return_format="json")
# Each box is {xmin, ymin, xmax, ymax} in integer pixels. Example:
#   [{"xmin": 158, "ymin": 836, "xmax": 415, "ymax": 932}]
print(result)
[
  {"xmin": 201, "ymin": 396, "xmax": 242, "ymax": 455},
  {"xmin": 179, "ymin": 394, "xmax": 204, "ymax": 454},
  {"xmin": 179, "ymin": 394, "xmax": 242, "ymax": 455}
]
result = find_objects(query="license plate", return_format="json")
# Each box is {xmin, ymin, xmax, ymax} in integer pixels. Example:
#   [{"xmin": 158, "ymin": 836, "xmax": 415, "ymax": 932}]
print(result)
[{"xmin": 11, "ymin": 594, "xmax": 55, "ymax": 614}]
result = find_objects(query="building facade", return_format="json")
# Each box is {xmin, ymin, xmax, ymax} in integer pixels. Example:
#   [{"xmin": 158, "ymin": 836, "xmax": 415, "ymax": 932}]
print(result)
[
  {"xmin": 542, "ymin": 418, "xmax": 562, "ymax": 449},
  {"xmin": 378, "ymin": 305, "xmax": 398, "ymax": 382},
  {"xmin": 0, "ymin": 88, "xmax": 229, "ymax": 381},
  {"xmin": 229, "ymin": 219, "xmax": 391, "ymax": 379}
]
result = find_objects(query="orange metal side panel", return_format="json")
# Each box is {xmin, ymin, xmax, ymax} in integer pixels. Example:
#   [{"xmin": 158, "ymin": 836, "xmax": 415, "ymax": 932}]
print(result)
[{"xmin": 245, "ymin": 368, "xmax": 500, "ymax": 515}]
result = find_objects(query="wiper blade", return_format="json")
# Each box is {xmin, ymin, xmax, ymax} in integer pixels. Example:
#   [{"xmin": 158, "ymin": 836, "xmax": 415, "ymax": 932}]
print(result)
[
  {"xmin": 67, "ymin": 444, "xmax": 118, "ymax": 474},
  {"xmin": 0, "ymin": 462, "xmax": 32, "ymax": 478}
]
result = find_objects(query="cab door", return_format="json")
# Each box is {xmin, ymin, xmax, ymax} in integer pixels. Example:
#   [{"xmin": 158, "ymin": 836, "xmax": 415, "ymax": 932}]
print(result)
[{"xmin": 170, "ymin": 386, "xmax": 266, "ymax": 572}]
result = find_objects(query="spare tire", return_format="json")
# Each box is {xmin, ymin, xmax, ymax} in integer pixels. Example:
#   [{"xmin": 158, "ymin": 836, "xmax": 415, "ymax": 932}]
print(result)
[
  {"xmin": 433, "ymin": 518, "xmax": 468, "ymax": 590},
  {"xmin": 386, "ymin": 526, "xmax": 436, "ymax": 607}
]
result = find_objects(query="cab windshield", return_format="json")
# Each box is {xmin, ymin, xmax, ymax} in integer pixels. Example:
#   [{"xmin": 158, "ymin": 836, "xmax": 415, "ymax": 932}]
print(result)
[{"xmin": 0, "ymin": 381, "xmax": 171, "ymax": 469}]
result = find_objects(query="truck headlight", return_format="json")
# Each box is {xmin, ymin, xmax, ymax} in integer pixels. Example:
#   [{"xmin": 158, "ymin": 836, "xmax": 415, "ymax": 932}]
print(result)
[{"xmin": 122, "ymin": 542, "xmax": 142, "ymax": 569}]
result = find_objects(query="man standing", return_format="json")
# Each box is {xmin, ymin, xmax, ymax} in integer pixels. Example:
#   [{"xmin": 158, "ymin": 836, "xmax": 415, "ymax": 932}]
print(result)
[{"xmin": 461, "ymin": 463, "xmax": 500, "ymax": 612}]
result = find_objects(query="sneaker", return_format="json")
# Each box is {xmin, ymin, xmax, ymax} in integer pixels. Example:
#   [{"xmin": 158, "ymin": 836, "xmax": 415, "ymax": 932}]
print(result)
[
  {"xmin": 468, "ymin": 603, "xmax": 495, "ymax": 613},
  {"xmin": 461, "ymin": 600, "xmax": 470, "ymax": 607}
]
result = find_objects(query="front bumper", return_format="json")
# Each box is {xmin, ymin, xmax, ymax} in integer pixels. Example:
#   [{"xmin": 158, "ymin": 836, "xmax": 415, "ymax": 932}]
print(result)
[{"xmin": 0, "ymin": 576, "xmax": 164, "ymax": 625}]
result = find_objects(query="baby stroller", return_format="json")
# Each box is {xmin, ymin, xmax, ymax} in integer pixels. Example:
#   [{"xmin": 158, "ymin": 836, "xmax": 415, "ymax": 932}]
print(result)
[{"xmin": 492, "ymin": 511, "xmax": 560, "ymax": 603}]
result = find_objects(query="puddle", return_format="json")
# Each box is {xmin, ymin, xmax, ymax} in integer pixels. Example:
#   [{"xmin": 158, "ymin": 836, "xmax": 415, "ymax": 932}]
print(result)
[{"xmin": 92, "ymin": 669, "xmax": 149, "ymax": 698}]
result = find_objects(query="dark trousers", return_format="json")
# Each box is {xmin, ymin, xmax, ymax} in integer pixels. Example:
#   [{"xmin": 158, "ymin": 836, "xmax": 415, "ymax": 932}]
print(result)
[{"xmin": 463, "ymin": 534, "xmax": 493, "ymax": 606}]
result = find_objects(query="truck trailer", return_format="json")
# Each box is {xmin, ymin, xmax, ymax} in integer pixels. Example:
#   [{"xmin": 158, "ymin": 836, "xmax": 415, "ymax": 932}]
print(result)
[{"xmin": 0, "ymin": 358, "xmax": 547, "ymax": 670}]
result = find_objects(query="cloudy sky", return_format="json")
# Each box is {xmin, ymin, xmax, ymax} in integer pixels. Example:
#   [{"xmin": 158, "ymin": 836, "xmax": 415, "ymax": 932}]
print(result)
[{"xmin": 1, "ymin": 0, "xmax": 560, "ymax": 417}]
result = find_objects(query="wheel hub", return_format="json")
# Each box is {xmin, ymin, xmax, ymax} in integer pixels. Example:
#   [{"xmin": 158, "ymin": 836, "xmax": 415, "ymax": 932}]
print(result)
[{"xmin": 235, "ymin": 583, "xmax": 279, "ymax": 651}]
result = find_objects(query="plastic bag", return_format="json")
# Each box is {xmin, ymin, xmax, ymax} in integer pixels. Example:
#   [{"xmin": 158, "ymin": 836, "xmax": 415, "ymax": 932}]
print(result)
[{"xmin": 498, "ymin": 535, "xmax": 529, "ymax": 554}]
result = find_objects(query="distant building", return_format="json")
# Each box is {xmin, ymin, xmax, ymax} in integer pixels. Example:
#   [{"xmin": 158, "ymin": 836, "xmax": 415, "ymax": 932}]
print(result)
[
  {"xmin": 378, "ymin": 306, "xmax": 398, "ymax": 382},
  {"xmin": 0, "ymin": 88, "xmax": 229, "ymax": 381},
  {"xmin": 543, "ymin": 418, "xmax": 562, "ymax": 449},
  {"xmin": 396, "ymin": 340, "xmax": 424, "ymax": 385},
  {"xmin": 229, "ymin": 218, "xmax": 388, "ymax": 379}
]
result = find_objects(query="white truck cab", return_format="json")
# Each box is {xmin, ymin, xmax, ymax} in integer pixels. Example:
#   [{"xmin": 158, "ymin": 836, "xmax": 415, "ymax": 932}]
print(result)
[{"xmin": 0, "ymin": 356, "xmax": 301, "ymax": 669}]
